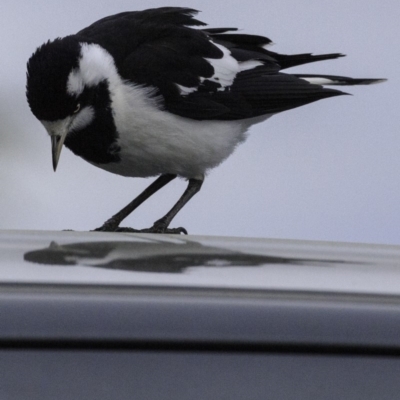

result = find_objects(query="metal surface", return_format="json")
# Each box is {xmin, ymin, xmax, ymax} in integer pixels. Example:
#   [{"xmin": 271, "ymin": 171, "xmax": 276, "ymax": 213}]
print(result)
[
  {"xmin": 1, "ymin": 283, "xmax": 400, "ymax": 349},
  {"xmin": 0, "ymin": 230, "xmax": 400, "ymax": 294},
  {"xmin": 0, "ymin": 230, "xmax": 400, "ymax": 348}
]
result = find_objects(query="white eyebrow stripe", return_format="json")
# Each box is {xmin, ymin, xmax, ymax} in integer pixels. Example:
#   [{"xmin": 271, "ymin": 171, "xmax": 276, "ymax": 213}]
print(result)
[
  {"xmin": 67, "ymin": 68, "xmax": 85, "ymax": 96},
  {"xmin": 66, "ymin": 43, "xmax": 118, "ymax": 96}
]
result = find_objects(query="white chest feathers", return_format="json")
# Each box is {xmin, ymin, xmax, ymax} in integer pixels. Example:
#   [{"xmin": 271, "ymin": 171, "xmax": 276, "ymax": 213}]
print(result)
[{"xmin": 107, "ymin": 80, "xmax": 252, "ymax": 178}]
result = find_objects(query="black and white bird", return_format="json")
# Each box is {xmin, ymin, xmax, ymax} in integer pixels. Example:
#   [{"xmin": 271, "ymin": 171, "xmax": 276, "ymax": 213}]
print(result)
[{"xmin": 26, "ymin": 7, "xmax": 385, "ymax": 234}]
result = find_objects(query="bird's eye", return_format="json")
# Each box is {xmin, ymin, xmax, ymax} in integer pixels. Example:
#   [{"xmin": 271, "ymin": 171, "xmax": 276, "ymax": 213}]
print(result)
[{"xmin": 73, "ymin": 103, "xmax": 81, "ymax": 114}]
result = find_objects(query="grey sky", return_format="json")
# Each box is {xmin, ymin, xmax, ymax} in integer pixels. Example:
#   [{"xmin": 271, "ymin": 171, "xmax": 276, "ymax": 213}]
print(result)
[{"xmin": 0, "ymin": 0, "xmax": 398, "ymax": 244}]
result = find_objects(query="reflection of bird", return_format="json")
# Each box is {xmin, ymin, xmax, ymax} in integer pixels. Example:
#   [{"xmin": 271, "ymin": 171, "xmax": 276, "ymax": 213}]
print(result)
[
  {"xmin": 23, "ymin": 240, "xmax": 336, "ymax": 273},
  {"xmin": 26, "ymin": 7, "xmax": 385, "ymax": 233}
]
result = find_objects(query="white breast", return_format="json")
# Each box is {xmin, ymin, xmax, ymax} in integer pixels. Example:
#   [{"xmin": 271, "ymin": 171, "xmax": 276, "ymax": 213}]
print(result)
[{"xmin": 104, "ymin": 80, "xmax": 254, "ymax": 178}]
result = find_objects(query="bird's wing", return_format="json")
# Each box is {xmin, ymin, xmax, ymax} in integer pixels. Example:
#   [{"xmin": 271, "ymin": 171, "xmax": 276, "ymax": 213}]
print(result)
[{"xmin": 78, "ymin": 7, "xmax": 345, "ymax": 120}]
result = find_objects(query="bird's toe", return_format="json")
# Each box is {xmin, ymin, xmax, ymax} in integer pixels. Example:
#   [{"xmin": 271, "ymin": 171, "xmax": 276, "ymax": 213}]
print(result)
[
  {"xmin": 93, "ymin": 219, "xmax": 120, "ymax": 232},
  {"xmin": 141, "ymin": 220, "xmax": 188, "ymax": 235}
]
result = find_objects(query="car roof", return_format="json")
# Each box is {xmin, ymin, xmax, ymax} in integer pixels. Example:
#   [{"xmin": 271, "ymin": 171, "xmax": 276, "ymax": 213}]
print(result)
[
  {"xmin": 1, "ymin": 229, "xmax": 400, "ymax": 296},
  {"xmin": 2, "ymin": 230, "xmax": 400, "ymax": 349}
]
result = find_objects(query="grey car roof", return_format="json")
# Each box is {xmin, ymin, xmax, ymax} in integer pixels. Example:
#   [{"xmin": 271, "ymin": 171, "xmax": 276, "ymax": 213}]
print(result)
[{"xmin": 1, "ymin": 230, "xmax": 400, "ymax": 296}]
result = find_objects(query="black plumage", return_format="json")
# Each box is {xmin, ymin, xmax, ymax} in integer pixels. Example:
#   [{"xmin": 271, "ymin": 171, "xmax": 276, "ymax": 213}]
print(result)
[
  {"xmin": 91, "ymin": 8, "xmax": 343, "ymax": 120},
  {"xmin": 27, "ymin": 7, "xmax": 338, "ymax": 122}
]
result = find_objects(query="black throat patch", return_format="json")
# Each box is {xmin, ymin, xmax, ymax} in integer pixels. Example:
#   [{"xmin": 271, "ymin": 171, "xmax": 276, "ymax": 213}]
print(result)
[{"xmin": 64, "ymin": 80, "xmax": 121, "ymax": 165}]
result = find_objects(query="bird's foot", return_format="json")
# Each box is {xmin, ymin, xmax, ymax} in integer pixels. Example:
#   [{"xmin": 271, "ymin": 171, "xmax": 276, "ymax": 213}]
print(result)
[
  {"xmin": 140, "ymin": 217, "xmax": 188, "ymax": 234},
  {"xmin": 93, "ymin": 217, "xmax": 187, "ymax": 235},
  {"xmin": 140, "ymin": 226, "xmax": 188, "ymax": 235},
  {"xmin": 93, "ymin": 218, "xmax": 122, "ymax": 232},
  {"xmin": 95, "ymin": 226, "xmax": 187, "ymax": 234}
]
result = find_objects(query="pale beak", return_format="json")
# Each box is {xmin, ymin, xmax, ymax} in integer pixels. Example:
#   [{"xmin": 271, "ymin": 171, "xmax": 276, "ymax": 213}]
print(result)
[
  {"xmin": 41, "ymin": 118, "xmax": 71, "ymax": 172},
  {"xmin": 51, "ymin": 133, "xmax": 67, "ymax": 172}
]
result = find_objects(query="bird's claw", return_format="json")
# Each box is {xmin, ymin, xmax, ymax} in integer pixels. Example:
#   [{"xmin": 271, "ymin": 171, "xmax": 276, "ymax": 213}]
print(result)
[
  {"xmin": 93, "ymin": 218, "xmax": 120, "ymax": 232},
  {"xmin": 93, "ymin": 219, "xmax": 187, "ymax": 235},
  {"xmin": 141, "ymin": 218, "xmax": 188, "ymax": 234},
  {"xmin": 140, "ymin": 226, "xmax": 188, "ymax": 235}
]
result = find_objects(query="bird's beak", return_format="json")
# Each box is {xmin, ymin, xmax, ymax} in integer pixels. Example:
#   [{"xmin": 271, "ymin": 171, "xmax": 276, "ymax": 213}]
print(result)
[
  {"xmin": 51, "ymin": 133, "xmax": 67, "ymax": 172},
  {"xmin": 41, "ymin": 118, "xmax": 71, "ymax": 172}
]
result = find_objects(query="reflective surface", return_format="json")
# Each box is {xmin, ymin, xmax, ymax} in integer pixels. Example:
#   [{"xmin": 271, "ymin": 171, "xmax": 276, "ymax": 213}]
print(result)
[
  {"xmin": 1, "ymin": 230, "xmax": 400, "ymax": 294},
  {"xmin": 2, "ymin": 231, "xmax": 400, "ymax": 400}
]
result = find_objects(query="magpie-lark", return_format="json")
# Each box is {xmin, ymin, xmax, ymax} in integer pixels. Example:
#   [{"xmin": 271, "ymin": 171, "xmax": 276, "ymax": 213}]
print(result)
[{"xmin": 26, "ymin": 7, "xmax": 385, "ymax": 234}]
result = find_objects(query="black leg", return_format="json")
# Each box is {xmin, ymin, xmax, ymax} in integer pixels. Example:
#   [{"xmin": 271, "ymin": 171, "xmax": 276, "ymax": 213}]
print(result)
[
  {"xmin": 142, "ymin": 177, "xmax": 204, "ymax": 234},
  {"xmin": 95, "ymin": 174, "xmax": 176, "ymax": 232}
]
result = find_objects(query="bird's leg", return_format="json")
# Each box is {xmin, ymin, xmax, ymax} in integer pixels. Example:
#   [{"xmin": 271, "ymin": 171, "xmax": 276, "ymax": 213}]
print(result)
[
  {"xmin": 141, "ymin": 177, "xmax": 204, "ymax": 234},
  {"xmin": 94, "ymin": 174, "xmax": 177, "ymax": 232}
]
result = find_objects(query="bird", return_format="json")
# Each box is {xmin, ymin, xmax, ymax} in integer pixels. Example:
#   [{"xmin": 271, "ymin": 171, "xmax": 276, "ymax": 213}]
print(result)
[{"xmin": 26, "ymin": 7, "xmax": 385, "ymax": 234}]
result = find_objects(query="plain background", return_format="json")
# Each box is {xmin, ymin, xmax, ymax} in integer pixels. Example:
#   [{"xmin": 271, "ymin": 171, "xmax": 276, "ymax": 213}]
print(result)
[{"xmin": 0, "ymin": 0, "xmax": 398, "ymax": 244}]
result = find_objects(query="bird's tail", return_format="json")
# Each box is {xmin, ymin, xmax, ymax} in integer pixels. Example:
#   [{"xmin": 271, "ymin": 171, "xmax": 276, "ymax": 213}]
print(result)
[
  {"xmin": 267, "ymin": 52, "xmax": 345, "ymax": 69},
  {"xmin": 295, "ymin": 74, "xmax": 387, "ymax": 86}
]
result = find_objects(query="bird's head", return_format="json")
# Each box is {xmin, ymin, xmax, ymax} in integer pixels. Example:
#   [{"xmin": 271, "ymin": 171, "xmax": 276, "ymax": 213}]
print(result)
[{"xmin": 26, "ymin": 37, "xmax": 117, "ymax": 170}]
